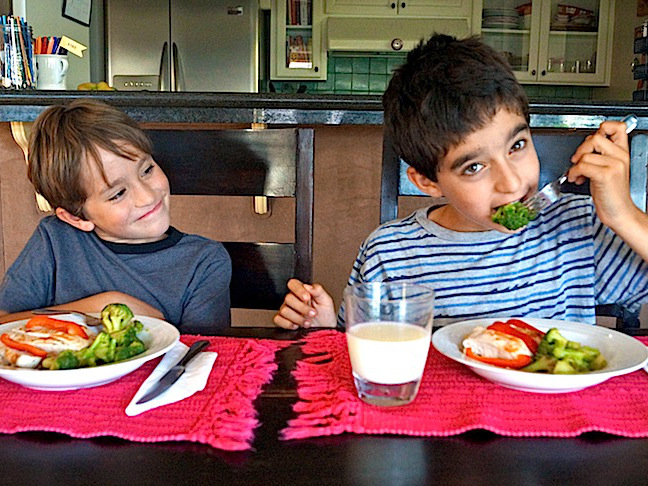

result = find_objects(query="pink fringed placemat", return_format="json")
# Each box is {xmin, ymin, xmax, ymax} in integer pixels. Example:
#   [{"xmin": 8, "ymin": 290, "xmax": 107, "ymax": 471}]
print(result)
[
  {"xmin": 0, "ymin": 335, "xmax": 289, "ymax": 451},
  {"xmin": 282, "ymin": 330, "xmax": 648, "ymax": 440}
]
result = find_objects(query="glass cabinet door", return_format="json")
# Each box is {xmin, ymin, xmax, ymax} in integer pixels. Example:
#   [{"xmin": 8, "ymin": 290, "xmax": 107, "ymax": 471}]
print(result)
[
  {"xmin": 271, "ymin": 0, "xmax": 326, "ymax": 80},
  {"xmin": 537, "ymin": 0, "xmax": 610, "ymax": 83},
  {"xmin": 479, "ymin": 0, "xmax": 612, "ymax": 85},
  {"xmin": 480, "ymin": 0, "xmax": 541, "ymax": 83}
]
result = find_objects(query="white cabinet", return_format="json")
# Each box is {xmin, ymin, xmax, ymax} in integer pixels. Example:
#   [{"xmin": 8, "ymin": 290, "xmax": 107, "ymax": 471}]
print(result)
[
  {"xmin": 325, "ymin": 0, "xmax": 472, "ymax": 18},
  {"xmin": 476, "ymin": 0, "xmax": 613, "ymax": 85},
  {"xmin": 271, "ymin": 0, "xmax": 327, "ymax": 80}
]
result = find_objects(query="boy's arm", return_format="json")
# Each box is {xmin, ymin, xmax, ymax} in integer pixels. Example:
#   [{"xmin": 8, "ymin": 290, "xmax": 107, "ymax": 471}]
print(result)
[
  {"xmin": 0, "ymin": 291, "xmax": 164, "ymax": 324},
  {"xmin": 570, "ymin": 119, "xmax": 648, "ymax": 262},
  {"xmin": 273, "ymin": 279, "xmax": 337, "ymax": 330}
]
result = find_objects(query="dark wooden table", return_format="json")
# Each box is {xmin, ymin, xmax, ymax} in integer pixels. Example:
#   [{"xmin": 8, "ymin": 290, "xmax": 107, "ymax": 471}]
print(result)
[{"xmin": 1, "ymin": 327, "xmax": 648, "ymax": 485}]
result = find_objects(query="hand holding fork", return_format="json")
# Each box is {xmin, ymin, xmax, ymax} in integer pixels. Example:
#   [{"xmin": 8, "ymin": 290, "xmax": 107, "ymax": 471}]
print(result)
[{"xmin": 523, "ymin": 114, "xmax": 638, "ymax": 215}]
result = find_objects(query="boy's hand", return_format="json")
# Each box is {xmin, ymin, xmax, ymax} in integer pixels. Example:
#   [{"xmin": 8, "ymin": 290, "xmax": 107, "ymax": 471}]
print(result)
[
  {"xmin": 569, "ymin": 119, "xmax": 636, "ymax": 230},
  {"xmin": 273, "ymin": 279, "xmax": 337, "ymax": 330}
]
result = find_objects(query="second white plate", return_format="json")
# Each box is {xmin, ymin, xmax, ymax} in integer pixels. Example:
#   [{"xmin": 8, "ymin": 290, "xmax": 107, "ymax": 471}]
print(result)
[
  {"xmin": 432, "ymin": 317, "xmax": 648, "ymax": 393},
  {"xmin": 0, "ymin": 315, "xmax": 180, "ymax": 391}
]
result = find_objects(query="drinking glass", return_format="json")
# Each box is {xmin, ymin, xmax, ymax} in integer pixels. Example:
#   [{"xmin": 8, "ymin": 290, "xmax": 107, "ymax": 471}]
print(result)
[{"xmin": 344, "ymin": 282, "xmax": 434, "ymax": 407}]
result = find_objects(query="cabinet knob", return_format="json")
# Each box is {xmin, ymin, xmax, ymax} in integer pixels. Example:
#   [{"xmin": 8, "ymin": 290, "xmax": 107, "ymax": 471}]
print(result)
[
  {"xmin": 391, "ymin": 38, "xmax": 404, "ymax": 51},
  {"xmin": 541, "ymin": 70, "xmax": 546, "ymax": 76},
  {"xmin": 314, "ymin": 66, "xmax": 319, "ymax": 72},
  {"xmin": 391, "ymin": 2, "xmax": 396, "ymax": 8},
  {"xmin": 401, "ymin": 2, "xmax": 406, "ymax": 7},
  {"xmin": 531, "ymin": 69, "xmax": 536, "ymax": 76}
]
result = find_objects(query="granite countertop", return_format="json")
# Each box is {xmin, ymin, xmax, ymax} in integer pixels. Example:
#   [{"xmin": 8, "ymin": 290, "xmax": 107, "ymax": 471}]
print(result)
[{"xmin": 0, "ymin": 91, "xmax": 647, "ymax": 126}]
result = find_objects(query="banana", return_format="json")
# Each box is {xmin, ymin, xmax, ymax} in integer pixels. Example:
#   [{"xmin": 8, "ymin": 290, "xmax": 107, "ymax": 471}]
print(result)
[
  {"xmin": 77, "ymin": 82, "xmax": 97, "ymax": 90},
  {"xmin": 77, "ymin": 81, "xmax": 117, "ymax": 91}
]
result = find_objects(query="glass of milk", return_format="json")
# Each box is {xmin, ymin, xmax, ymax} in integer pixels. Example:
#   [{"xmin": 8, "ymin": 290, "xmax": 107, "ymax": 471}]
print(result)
[{"xmin": 344, "ymin": 282, "xmax": 434, "ymax": 407}]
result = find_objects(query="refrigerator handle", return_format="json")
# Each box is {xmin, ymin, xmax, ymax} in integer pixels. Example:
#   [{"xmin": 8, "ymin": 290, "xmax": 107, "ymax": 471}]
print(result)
[
  {"xmin": 159, "ymin": 42, "xmax": 169, "ymax": 91},
  {"xmin": 172, "ymin": 42, "xmax": 183, "ymax": 92}
]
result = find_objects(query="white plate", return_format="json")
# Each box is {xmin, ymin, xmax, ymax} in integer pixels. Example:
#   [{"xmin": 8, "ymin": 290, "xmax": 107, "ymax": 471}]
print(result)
[
  {"xmin": 0, "ymin": 315, "xmax": 180, "ymax": 391},
  {"xmin": 432, "ymin": 318, "xmax": 648, "ymax": 393}
]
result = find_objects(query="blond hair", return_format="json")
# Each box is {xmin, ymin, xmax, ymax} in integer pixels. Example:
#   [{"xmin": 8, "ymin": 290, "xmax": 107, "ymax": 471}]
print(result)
[{"xmin": 28, "ymin": 99, "xmax": 153, "ymax": 216}]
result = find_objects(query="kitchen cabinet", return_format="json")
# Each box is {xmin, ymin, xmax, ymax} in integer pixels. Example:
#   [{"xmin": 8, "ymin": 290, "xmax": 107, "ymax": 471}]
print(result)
[
  {"xmin": 271, "ymin": 0, "xmax": 327, "ymax": 80},
  {"xmin": 475, "ymin": 0, "xmax": 613, "ymax": 85},
  {"xmin": 324, "ymin": 0, "xmax": 471, "ymax": 18}
]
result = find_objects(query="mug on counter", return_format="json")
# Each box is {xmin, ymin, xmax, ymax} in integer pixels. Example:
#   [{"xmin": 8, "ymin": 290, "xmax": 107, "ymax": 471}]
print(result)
[{"xmin": 35, "ymin": 54, "xmax": 69, "ymax": 90}]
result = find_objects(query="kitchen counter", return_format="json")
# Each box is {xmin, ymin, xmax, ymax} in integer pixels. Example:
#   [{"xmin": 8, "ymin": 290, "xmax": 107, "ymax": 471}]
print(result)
[{"xmin": 1, "ymin": 91, "xmax": 648, "ymax": 126}]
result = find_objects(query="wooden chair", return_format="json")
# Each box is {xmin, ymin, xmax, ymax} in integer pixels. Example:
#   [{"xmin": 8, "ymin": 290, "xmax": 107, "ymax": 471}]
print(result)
[
  {"xmin": 147, "ymin": 127, "xmax": 313, "ymax": 327},
  {"xmin": 380, "ymin": 128, "xmax": 648, "ymax": 330}
]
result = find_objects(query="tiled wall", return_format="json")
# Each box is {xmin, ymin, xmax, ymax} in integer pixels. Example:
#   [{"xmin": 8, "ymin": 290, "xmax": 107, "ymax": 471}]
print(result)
[
  {"xmin": 269, "ymin": 52, "xmax": 406, "ymax": 95},
  {"xmin": 523, "ymin": 85, "xmax": 593, "ymax": 99},
  {"xmin": 268, "ymin": 52, "xmax": 594, "ymax": 99}
]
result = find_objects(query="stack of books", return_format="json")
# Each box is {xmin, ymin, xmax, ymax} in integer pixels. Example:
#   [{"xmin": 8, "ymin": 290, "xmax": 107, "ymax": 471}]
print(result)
[
  {"xmin": 286, "ymin": 35, "xmax": 313, "ymax": 69},
  {"xmin": 0, "ymin": 16, "xmax": 35, "ymax": 89},
  {"xmin": 287, "ymin": 0, "xmax": 312, "ymax": 26}
]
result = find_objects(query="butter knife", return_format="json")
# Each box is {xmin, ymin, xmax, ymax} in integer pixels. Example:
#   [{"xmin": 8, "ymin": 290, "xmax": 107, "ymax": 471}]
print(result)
[{"xmin": 136, "ymin": 340, "xmax": 210, "ymax": 405}]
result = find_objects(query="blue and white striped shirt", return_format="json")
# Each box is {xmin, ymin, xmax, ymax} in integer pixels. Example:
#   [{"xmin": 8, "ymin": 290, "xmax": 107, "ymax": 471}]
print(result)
[{"xmin": 338, "ymin": 195, "xmax": 648, "ymax": 326}]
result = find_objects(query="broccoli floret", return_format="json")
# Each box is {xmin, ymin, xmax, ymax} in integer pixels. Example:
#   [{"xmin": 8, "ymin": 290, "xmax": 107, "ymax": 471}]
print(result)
[
  {"xmin": 42, "ymin": 350, "xmax": 80, "ymax": 370},
  {"xmin": 42, "ymin": 344, "xmax": 97, "ymax": 370},
  {"xmin": 492, "ymin": 202, "xmax": 537, "ymax": 230},
  {"xmin": 553, "ymin": 359, "xmax": 577, "ymax": 374},
  {"xmin": 114, "ymin": 340, "xmax": 146, "ymax": 362},
  {"xmin": 101, "ymin": 303, "xmax": 134, "ymax": 333},
  {"xmin": 41, "ymin": 303, "xmax": 146, "ymax": 370},
  {"xmin": 523, "ymin": 327, "xmax": 607, "ymax": 374},
  {"xmin": 110, "ymin": 320, "xmax": 143, "ymax": 347},
  {"xmin": 539, "ymin": 328, "xmax": 568, "ymax": 357},
  {"xmin": 91, "ymin": 332, "xmax": 117, "ymax": 363},
  {"xmin": 520, "ymin": 354, "xmax": 555, "ymax": 373}
]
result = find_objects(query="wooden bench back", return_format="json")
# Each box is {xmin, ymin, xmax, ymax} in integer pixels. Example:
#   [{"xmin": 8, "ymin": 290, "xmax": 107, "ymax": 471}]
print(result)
[{"xmin": 148, "ymin": 128, "xmax": 314, "ymax": 322}]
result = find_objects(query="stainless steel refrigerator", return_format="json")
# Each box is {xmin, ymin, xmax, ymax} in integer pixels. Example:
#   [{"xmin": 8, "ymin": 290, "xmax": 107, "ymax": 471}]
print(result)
[{"xmin": 105, "ymin": 0, "xmax": 259, "ymax": 92}]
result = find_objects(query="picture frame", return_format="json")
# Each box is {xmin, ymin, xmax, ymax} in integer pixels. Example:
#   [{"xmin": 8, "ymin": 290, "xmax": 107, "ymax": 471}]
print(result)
[{"xmin": 62, "ymin": 0, "xmax": 91, "ymax": 27}]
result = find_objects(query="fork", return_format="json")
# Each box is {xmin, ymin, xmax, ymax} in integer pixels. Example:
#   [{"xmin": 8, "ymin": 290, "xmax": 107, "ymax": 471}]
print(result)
[
  {"xmin": 32, "ymin": 308, "xmax": 103, "ymax": 327},
  {"xmin": 523, "ymin": 114, "xmax": 639, "ymax": 215}
]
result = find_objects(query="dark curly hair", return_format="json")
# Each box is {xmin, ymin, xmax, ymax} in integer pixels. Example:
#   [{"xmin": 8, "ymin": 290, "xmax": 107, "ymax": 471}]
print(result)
[{"xmin": 382, "ymin": 34, "xmax": 529, "ymax": 181}]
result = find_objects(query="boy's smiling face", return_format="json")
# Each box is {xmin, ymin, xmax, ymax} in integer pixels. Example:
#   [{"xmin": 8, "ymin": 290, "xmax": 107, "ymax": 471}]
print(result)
[
  {"xmin": 76, "ymin": 144, "xmax": 171, "ymax": 243},
  {"xmin": 409, "ymin": 109, "xmax": 540, "ymax": 232}
]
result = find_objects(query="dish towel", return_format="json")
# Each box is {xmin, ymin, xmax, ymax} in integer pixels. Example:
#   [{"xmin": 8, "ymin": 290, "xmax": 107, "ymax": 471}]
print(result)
[
  {"xmin": 282, "ymin": 330, "xmax": 648, "ymax": 440},
  {"xmin": 0, "ymin": 335, "xmax": 290, "ymax": 451}
]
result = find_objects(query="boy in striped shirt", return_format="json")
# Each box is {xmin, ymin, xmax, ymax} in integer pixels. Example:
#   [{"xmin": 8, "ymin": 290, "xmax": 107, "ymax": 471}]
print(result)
[{"xmin": 274, "ymin": 34, "xmax": 648, "ymax": 329}]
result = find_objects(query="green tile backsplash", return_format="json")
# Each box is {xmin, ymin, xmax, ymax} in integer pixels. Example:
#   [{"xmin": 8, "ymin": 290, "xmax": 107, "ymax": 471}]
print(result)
[
  {"xmin": 267, "ymin": 52, "xmax": 594, "ymax": 99},
  {"xmin": 270, "ymin": 52, "xmax": 406, "ymax": 95}
]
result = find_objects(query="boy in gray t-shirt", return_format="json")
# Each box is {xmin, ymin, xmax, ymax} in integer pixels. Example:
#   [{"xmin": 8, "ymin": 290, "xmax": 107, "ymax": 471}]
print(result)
[{"xmin": 0, "ymin": 99, "xmax": 231, "ymax": 334}]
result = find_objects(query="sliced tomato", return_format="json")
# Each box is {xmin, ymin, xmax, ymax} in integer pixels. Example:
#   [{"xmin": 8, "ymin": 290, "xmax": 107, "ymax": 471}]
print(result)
[
  {"xmin": 26, "ymin": 315, "xmax": 88, "ymax": 339},
  {"xmin": 487, "ymin": 321, "xmax": 540, "ymax": 354},
  {"xmin": 465, "ymin": 347, "xmax": 532, "ymax": 369},
  {"xmin": 0, "ymin": 333, "xmax": 48, "ymax": 358}
]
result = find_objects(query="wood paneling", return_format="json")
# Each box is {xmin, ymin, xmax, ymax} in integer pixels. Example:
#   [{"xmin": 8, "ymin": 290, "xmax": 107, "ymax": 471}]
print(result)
[{"xmin": 312, "ymin": 125, "xmax": 384, "ymax": 309}]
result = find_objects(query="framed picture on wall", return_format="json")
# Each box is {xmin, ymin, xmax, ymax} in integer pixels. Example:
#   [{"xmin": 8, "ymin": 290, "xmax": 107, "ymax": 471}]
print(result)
[
  {"xmin": 639, "ymin": 0, "xmax": 648, "ymax": 17},
  {"xmin": 62, "ymin": 0, "xmax": 92, "ymax": 26}
]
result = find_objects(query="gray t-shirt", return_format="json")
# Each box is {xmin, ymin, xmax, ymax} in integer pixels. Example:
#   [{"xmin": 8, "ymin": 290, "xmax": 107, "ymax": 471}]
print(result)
[{"xmin": 0, "ymin": 216, "xmax": 231, "ymax": 334}]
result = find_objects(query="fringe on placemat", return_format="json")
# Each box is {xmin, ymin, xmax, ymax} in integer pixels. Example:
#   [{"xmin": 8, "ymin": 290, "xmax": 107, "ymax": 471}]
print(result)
[
  {"xmin": 281, "ymin": 330, "xmax": 360, "ymax": 440},
  {"xmin": 202, "ymin": 338, "xmax": 292, "ymax": 450},
  {"xmin": 0, "ymin": 336, "xmax": 292, "ymax": 452}
]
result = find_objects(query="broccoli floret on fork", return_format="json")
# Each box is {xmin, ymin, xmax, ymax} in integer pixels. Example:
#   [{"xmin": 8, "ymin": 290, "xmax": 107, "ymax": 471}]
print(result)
[{"xmin": 492, "ymin": 202, "xmax": 537, "ymax": 230}]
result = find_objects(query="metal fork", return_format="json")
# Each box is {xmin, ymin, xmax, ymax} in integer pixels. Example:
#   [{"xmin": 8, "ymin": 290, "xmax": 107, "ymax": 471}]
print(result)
[
  {"xmin": 523, "ymin": 114, "xmax": 639, "ymax": 215},
  {"xmin": 32, "ymin": 308, "xmax": 103, "ymax": 327}
]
